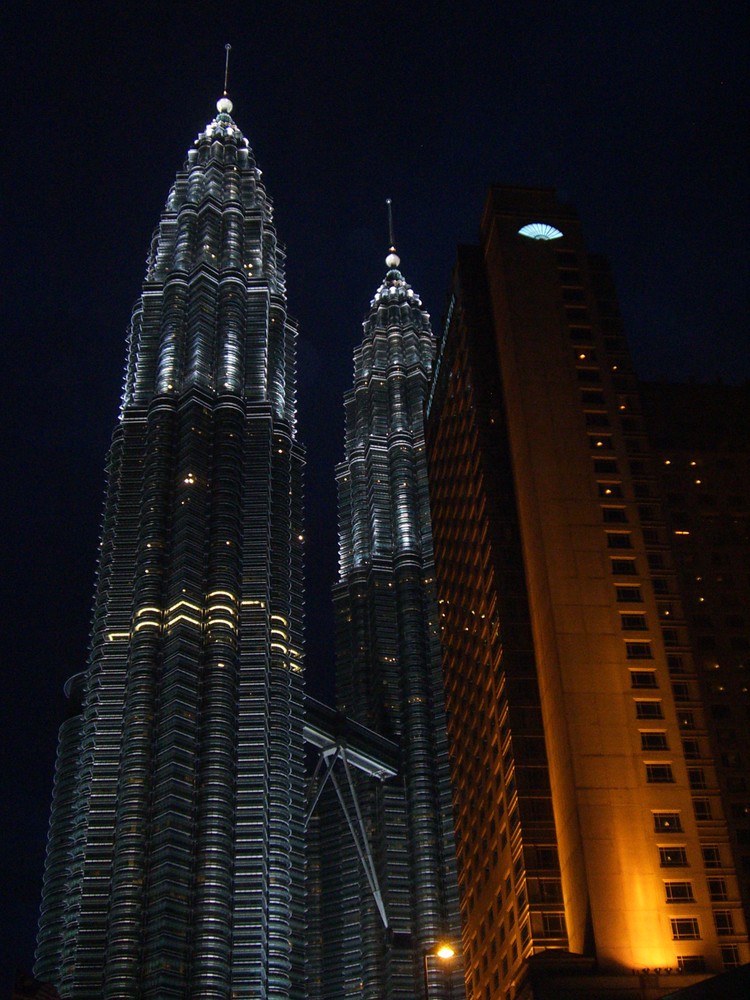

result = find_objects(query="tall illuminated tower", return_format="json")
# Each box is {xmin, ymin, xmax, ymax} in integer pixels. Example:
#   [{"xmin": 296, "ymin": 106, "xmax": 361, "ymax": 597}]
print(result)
[
  {"xmin": 426, "ymin": 187, "xmax": 749, "ymax": 998},
  {"xmin": 316, "ymin": 242, "xmax": 464, "ymax": 998},
  {"xmin": 34, "ymin": 94, "xmax": 306, "ymax": 998}
]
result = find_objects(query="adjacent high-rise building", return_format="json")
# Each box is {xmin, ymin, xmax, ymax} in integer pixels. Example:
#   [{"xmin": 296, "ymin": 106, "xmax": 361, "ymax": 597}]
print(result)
[
  {"xmin": 35, "ymin": 95, "xmax": 306, "ymax": 998},
  {"xmin": 425, "ymin": 187, "xmax": 749, "ymax": 999},
  {"xmin": 313, "ymin": 248, "xmax": 464, "ymax": 998}
]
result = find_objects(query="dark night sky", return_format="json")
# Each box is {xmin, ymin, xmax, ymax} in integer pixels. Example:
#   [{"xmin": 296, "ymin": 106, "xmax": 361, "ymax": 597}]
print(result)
[{"xmin": 1, "ymin": 0, "xmax": 747, "ymax": 987}]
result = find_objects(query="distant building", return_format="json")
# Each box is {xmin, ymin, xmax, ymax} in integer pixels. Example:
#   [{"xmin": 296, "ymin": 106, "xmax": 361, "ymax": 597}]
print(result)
[
  {"xmin": 425, "ymin": 187, "xmax": 749, "ymax": 998},
  {"xmin": 312, "ymin": 248, "xmax": 464, "ymax": 998}
]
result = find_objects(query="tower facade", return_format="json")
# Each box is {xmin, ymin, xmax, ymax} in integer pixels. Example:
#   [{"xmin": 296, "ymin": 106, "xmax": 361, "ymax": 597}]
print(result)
[
  {"xmin": 317, "ymin": 251, "xmax": 463, "ymax": 998},
  {"xmin": 426, "ymin": 187, "xmax": 749, "ymax": 998},
  {"xmin": 35, "ymin": 97, "xmax": 306, "ymax": 998}
]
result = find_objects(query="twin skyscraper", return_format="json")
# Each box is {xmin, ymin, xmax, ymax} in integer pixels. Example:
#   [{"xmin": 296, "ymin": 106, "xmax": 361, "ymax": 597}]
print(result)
[{"xmin": 34, "ymin": 95, "xmax": 462, "ymax": 998}]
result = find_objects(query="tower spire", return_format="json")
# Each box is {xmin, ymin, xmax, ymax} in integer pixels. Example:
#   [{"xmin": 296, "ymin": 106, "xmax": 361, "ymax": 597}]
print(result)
[
  {"xmin": 217, "ymin": 44, "xmax": 234, "ymax": 114},
  {"xmin": 223, "ymin": 43, "xmax": 232, "ymax": 96},
  {"xmin": 385, "ymin": 198, "xmax": 400, "ymax": 269}
]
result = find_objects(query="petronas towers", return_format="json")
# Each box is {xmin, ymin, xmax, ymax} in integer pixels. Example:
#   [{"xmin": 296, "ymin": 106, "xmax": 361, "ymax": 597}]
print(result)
[{"xmin": 34, "ymin": 93, "xmax": 461, "ymax": 998}]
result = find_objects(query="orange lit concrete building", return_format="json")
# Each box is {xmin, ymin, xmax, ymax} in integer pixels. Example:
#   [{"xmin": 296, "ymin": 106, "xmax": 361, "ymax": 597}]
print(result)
[{"xmin": 425, "ymin": 187, "xmax": 749, "ymax": 999}]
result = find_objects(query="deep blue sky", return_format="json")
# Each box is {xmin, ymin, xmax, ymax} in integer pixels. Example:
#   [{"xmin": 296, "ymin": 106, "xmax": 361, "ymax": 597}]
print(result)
[{"xmin": 2, "ymin": 0, "xmax": 747, "ymax": 987}]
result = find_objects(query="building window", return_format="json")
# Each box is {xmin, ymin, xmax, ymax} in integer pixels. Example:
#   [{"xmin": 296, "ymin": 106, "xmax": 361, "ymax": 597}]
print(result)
[
  {"xmin": 677, "ymin": 955, "xmax": 706, "ymax": 972},
  {"xmin": 688, "ymin": 768, "xmax": 707, "ymax": 790},
  {"xmin": 714, "ymin": 911, "xmax": 734, "ymax": 935},
  {"xmin": 636, "ymin": 700, "xmax": 663, "ymax": 719},
  {"xmin": 603, "ymin": 506, "xmax": 628, "ymax": 523},
  {"xmin": 682, "ymin": 738, "xmax": 700, "ymax": 759},
  {"xmin": 708, "ymin": 878, "xmax": 728, "ymax": 901},
  {"xmin": 702, "ymin": 845, "xmax": 721, "ymax": 869},
  {"xmin": 590, "ymin": 434, "xmax": 614, "ymax": 450},
  {"xmin": 616, "ymin": 585, "xmax": 642, "ymax": 602},
  {"xmin": 667, "ymin": 654, "xmax": 686, "ymax": 674},
  {"xmin": 642, "ymin": 732, "xmax": 668, "ymax": 751},
  {"xmin": 598, "ymin": 482, "xmax": 624, "ymax": 498},
  {"xmin": 654, "ymin": 812, "xmax": 682, "ymax": 833},
  {"xmin": 570, "ymin": 326, "xmax": 593, "ymax": 343},
  {"xmin": 594, "ymin": 459, "xmax": 618, "ymax": 473},
  {"xmin": 539, "ymin": 879, "xmax": 563, "ymax": 902},
  {"xmin": 662, "ymin": 628, "xmax": 680, "ymax": 646},
  {"xmin": 659, "ymin": 846, "xmax": 688, "ymax": 867},
  {"xmin": 671, "ymin": 918, "xmax": 701, "ymax": 940},
  {"xmin": 581, "ymin": 389, "xmax": 605, "ymax": 405},
  {"xmin": 622, "ymin": 614, "xmax": 648, "ymax": 631},
  {"xmin": 542, "ymin": 913, "xmax": 566, "ymax": 935},
  {"xmin": 607, "ymin": 532, "xmax": 633, "ymax": 549},
  {"xmin": 626, "ymin": 642, "xmax": 653, "ymax": 659},
  {"xmin": 586, "ymin": 412, "xmax": 610, "ymax": 428},
  {"xmin": 665, "ymin": 881, "xmax": 695, "ymax": 902},
  {"xmin": 693, "ymin": 799, "xmax": 712, "ymax": 821},
  {"xmin": 612, "ymin": 558, "xmax": 637, "ymax": 575},
  {"xmin": 721, "ymin": 945, "xmax": 741, "ymax": 968},
  {"xmin": 678, "ymin": 710, "xmax": 695, "ymax": 729},
  {"xmin": 672, "ymin": 682, "xmax": 691, "ymax": 702},
  {"xmin": 631, "ymin": 670, "xmax": 658, "ymax": 688},
  {"xmin": 647, "ymin": 763, "xmax": 675, "ymax": 783}
]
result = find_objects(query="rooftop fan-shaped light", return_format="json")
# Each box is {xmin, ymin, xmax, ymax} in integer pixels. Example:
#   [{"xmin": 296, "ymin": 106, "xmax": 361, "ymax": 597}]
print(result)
[{"xmin": 518, "ymin": 222, "xmax": 563, "ymax": 240}]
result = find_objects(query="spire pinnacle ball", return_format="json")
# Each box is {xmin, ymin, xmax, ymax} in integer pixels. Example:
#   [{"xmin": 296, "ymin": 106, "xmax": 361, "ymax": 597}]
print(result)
[
  {"xmin": 217, "ymin": 96, "xmax": 233, "ymax": 114},
  {"xmin": 386, "ymin": 250, "xmax": 400, "ymax": 269}
]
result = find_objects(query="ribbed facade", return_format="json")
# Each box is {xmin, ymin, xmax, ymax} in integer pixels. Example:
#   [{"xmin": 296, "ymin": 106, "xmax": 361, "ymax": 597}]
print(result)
[
  {"xmin": 34, "ymin": 98, "xmax": 306, "ymax": 998},
  {"xmin": 316, "ymin": 257, "xmax": 464, "ymax": 998}
]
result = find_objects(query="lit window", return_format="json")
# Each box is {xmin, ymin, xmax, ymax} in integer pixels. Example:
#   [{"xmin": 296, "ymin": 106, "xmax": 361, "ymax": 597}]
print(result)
[
  {"xmin": 659, "ymin": 846, "xmax": 688, "ymax": 867},
  {"xmin": 678, "ymin": 710, "xmax": 695, "ymax": 728},
  {"xmin": 671, "ymin": 918, "xmax": 701, "ymax": 940},
  {"xmin": 653, "ymin": 812, "xmax": 682, "ymax": 833}
]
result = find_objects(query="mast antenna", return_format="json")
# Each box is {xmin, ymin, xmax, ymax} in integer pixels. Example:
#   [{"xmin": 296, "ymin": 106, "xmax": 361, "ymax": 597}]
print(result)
[
  {"xmin": 386, "ymin": 198, "xmax": 395, "ymax": 250},
  {"xmin": 223, "ymin": 43, "xmax": 232, "ymax": 96}
]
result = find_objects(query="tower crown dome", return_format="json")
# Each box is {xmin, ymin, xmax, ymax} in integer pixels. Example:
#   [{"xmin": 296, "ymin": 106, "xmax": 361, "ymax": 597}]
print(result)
[
  {"xmin": 193, "ymin": 97, "xmax": 250, "ymax": 152},
  {"xmin": 370, "ymin": 253, "xmax": 424, "ymax": 310}
]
